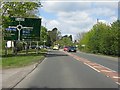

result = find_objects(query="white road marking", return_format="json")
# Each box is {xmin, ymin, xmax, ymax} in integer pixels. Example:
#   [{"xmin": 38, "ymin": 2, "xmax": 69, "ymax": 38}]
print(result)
[
  {"xmin": 84, "ymin": 63, "xmax": 100, "ymax": 72},
  {"xmin": 62, "ymin": 51, "xmax": 119, "ymax": 85},
  {"xmin": 113, "ymin": 76, "xmax": 120, "ymax": 79},
  {"xmin": 100, "ymin": 70, "xmax": 113, "ymax": 72},
  {"xmin": 116, "ymin": 82, "xmax": 120, "ymax": 85},
  {"xmin": 100, "ymin": 65, "xmax": 117, "ymax": 72},
  {"xmin": 93, "ymin": 66, "xmax": 103, "ymax": 68}
]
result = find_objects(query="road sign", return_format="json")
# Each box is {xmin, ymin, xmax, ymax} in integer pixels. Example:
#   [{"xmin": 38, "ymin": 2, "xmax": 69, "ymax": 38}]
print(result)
[
  {"xmin": 4, "ymin": 17, "xmax": 41, "ymax": 41},
  {"xmin": 4, "ymin": 28, "xmax": 18, "ymax": 40}
]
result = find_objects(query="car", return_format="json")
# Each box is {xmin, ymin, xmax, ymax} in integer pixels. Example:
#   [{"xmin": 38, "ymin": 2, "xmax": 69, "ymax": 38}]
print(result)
[
  {"xmin": 53, "ymin": 45, "xmax": 59, "ymax": 50},
  {"xmin": 31, "ymin": 45, "xmax": 41, "ymax": 49},
  {"xmin": 31, "ymin": 45, "xmax": 36, "ymax": 49},
  {"xmin": 63, "ymin": 46, "xmax": 69, "ymax": 51},
  {"xmin": 67, "ymin": 46, "xmax": 77, "ymax": 52}
]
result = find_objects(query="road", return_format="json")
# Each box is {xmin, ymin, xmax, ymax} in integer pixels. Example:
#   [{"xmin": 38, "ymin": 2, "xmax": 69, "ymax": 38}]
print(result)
[
  {"xmin": 15, "ymin": 50, "xmax": 119, "ymax": 88},
  {"xmin": 71, "ymin": 51, "xmax": 119, "ymax": 72}
]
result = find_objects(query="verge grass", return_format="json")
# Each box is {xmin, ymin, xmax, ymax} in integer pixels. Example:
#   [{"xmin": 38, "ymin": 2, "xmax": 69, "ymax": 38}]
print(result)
[{"xmin": 2, "ymin": 55, "xmax": 44, "ymax": 69}]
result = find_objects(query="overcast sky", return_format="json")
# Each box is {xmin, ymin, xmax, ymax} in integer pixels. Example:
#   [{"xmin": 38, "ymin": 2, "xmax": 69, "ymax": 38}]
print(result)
[{"xmin": 38, "ymin": 0, "xmax": 119, "ymax": 40}]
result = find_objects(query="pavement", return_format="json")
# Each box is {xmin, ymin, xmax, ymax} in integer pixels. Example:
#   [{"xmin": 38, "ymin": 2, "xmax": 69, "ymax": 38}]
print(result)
[{"xmin": 2, "ymin": 58, "xmax": 44, "ymax": 88}]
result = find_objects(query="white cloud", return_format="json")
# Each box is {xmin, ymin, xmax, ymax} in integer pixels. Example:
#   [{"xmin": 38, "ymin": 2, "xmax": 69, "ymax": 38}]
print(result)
[
  {"xmin": 93, "ymin": 2, "xmax": 118, "ymax": 9},
  {"xmin": 43, "ymin": 2, "xmax": 92, "ymax": 12},
  {"xmin": 40, "ymin": 1, "xmax": 118, "ymax": 40},
  {"xmin": 86, "ymin": 8, "xmax": 116, "ymax": 18}
]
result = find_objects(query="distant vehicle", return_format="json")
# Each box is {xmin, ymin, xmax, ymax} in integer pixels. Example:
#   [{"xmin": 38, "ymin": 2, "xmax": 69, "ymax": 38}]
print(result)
[
  {"xmin": 53, "ymin": 45, "xmax": 59, "ymax": 50},
  {"xmin": 64, "ymin": 46, "xmax": 69, "ymax": 51},
  {"xmin": 31, "ymin": 45, "xmax": 36, "ymax": 49},
  {"xmin": 67, "ymin": 46, "xmax": 77, "ymax": 52},
  {"xmin": 31, "ymin": 45, "xmax": 41, "ymax": 49}
]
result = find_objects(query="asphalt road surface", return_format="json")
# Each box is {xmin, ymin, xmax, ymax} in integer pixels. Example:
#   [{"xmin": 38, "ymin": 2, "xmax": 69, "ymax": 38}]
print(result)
[
  {"xmin": 71, "ymin": 51, "xmax": 119, "ymax": 72},
  {"xmin": 15, "ymin": 50, "xmax": 119, "ymax": 88}
]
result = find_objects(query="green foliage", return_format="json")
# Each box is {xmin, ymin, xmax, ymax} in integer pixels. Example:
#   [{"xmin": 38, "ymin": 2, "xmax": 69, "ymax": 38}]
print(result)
[
  {"xmin": 2, "ymin": 2, "xmax": 41, "ymax": 17},
  {"xmin": 48, "ymin": 27, "xmax": 61, "ymax": 46},
  {"xmin": 2, "ymin": 2, "xmax": 42, "ymax": 52},
  {"xmin": 55, "ymin": 35, "xmax": 73, "ymax": 48},
  {"xmin": 78, "ymin": 20, "xmax": 119, "ymax": 56},
  {"xmin": 40, "ymin": 26, "xmax": 48, "ymax": 45},
  {"xmin": 2, "ymin": 55, "xmax": 44, "ymax": 68}
]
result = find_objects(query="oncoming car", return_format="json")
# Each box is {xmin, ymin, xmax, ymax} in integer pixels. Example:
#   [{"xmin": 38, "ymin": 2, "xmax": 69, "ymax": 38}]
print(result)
[
  {"xmin": 63, "ymin": 46, "xmax": 69, "ymax": 51},
  {"xmin": 53, "ymin": 45, "xmax": 59, "ymax": 50},
  {"xmin": 67, "ymin": 46, "xmax": 77, "ymax": 52}
]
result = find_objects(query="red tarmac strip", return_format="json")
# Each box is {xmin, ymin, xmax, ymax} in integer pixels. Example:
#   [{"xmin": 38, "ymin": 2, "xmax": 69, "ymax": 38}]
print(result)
[{"xmin": 62, "ymin": 51, "xmax": 120, "ymax": 85}]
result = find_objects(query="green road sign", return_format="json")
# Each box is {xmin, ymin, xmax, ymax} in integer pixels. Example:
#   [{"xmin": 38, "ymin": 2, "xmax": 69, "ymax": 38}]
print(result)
[{"xmin": 4, "ymin": 17, "xmax": 41, "ymax": 41}]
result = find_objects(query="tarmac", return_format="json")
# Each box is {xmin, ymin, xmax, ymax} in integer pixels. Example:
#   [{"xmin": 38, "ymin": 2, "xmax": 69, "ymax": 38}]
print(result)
[{"xmin": 1, "ymin": 58, "xmax": 44, "ymax": 89}]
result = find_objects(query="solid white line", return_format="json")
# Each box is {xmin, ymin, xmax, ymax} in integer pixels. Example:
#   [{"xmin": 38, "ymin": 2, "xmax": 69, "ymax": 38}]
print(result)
[{"xmin": 84, "ymin": 63, "xmax": 100, "ymax": 72}]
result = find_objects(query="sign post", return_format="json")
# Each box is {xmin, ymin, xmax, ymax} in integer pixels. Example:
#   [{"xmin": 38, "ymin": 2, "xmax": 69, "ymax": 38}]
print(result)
[{"xmin": 36, "ymin": 41, "xmax": 39, "ymax": 54}]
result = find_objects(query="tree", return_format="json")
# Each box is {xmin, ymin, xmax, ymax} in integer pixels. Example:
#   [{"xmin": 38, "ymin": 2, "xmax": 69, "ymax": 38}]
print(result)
[
  {"xmin": 109, "ymin": 20, "xmax": 120, "ymax": 56},
  {"xmin": 2, "ymin": 2, "xmax": 42, "ymax": 29},
  {"xmin": 48, "ymin": 27, "xmax": 61, "ymax": 46},
  {"xmin": 69, "ymin": 35, "xmax": 73, "ymax": 41},
  {"xmin": 78, "ymin": 20, "xmax": 119, "ymax": 56},
  {"xmin": 40, "ymin": 26, "xmax": 47, "ymax": 44},
  {"xmin": 76, "ymin": 32, "xmax": 86, "ymax": 41},
  {"xmin": 55, "ymin": 35, "xmax": 73, "ymax": 48},
  {"xmin": 2, "ymin": 2, "xmax": 42, "ymax": 17},
  {"xmin": 1, "ymin": 2, "xmax": 42, "ymax": 54}
]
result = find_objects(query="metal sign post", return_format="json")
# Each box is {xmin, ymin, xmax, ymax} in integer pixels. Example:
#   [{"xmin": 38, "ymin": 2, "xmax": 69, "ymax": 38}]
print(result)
[
  {"xmin": 36, "ymin": 41, "xmax": 39, "ymax": 54},
  {"xmin": 5, "ymin": 41, "xmax": 7, "ymax": 56}
]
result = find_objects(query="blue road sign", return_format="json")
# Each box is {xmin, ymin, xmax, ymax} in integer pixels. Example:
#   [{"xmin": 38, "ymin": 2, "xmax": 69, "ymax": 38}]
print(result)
[{"xmin": 6, "ymin": 28, "xmax": 16, "ymax": 31}]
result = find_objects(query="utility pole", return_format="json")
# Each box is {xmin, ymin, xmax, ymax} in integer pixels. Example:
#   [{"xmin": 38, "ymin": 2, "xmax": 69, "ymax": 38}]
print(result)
[{"xmin": 97, "ymin": 18, "xmax": 99, "ymax": 24}]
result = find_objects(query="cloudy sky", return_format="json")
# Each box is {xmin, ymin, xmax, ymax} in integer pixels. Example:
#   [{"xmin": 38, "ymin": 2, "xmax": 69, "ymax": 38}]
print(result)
[{"xmin": 38, "ymin": 0, "xmax": 119, "ymax": 40}]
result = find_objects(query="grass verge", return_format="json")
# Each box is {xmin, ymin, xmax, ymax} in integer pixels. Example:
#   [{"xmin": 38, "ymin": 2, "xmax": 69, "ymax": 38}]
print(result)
[{"xmin": 2, "ymin": 54, "xmax": 45, "ymax": 69}]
